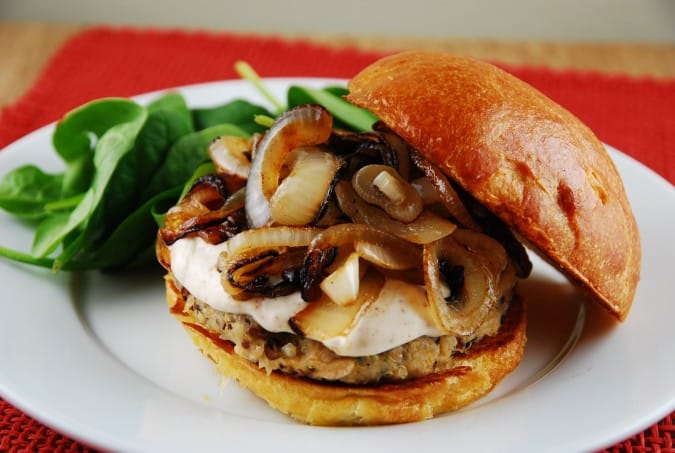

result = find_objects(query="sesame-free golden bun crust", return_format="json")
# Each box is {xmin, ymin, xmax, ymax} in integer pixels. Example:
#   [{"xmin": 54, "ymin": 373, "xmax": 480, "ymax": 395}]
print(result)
[
  {"xmin": 163, "ymin": 272, "xmax": 526, "ymax": 426},
  {"xmin": 347, "ymin": 51, "xmax": 640, "ymax": 321}
]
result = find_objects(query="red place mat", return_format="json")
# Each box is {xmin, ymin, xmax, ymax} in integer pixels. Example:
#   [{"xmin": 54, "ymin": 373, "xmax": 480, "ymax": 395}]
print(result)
[{"xmin": 0, "ymin": 26, "xmax": 673, "ymax": 452}]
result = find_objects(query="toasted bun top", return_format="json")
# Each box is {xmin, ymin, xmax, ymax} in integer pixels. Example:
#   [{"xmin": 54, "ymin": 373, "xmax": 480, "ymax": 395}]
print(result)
[{"xmin": 347, "ymin": 51, "xmax": 640, "ymax": 320}]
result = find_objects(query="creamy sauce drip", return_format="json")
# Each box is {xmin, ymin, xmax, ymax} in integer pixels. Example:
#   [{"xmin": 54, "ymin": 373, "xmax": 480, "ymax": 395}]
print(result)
[{"xmin": 169, "ymin": 237, "xmax": 443, "ymax": 357}]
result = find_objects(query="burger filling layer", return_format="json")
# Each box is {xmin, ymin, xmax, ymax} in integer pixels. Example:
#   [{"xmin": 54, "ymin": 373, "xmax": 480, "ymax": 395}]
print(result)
[
  {"xmin": 158, "ymin": 104, "xmax": 530, "ymax": 385},
  {"xmin": 176, "ymin": 286, "xmax": 506, "ymax": 384}
]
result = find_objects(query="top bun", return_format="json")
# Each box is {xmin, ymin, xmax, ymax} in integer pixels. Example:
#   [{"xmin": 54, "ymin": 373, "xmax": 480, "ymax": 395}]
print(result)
[{"xmin": 346, "ymin": 51, "xmax": 640, "ymax": 320}]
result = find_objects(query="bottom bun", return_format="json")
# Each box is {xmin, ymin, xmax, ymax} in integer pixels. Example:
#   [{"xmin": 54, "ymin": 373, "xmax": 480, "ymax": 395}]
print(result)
[{"xmin": 164, "ymin": 273, "xmax": 527, "ymax": 426}]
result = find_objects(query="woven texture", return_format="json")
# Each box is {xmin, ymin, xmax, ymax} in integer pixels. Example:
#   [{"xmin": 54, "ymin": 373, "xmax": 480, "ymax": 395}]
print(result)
[
  {"xmin": 0, "ymin": 26, "xmax": 673, "ymax": 452},
  {"xmin": 600, "ymin": 413, "xmax": 674, "ymax": 453}
]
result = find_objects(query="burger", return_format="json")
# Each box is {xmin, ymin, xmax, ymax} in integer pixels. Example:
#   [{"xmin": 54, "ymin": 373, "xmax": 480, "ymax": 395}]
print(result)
[{"xmin": 155, "ymin": 51, "xmax": 641, "ymax": 425}]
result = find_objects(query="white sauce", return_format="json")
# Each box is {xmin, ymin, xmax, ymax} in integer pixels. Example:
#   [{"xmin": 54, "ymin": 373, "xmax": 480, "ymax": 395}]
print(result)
[
  {"xmin": 168, "ymin": 237, "xmax": 306, "ymax": 333},
  {"xmin": 322, "ymin": 279, "xmax": 443, "ymax": 356},
  {"xmin": 169, "ymin": 237, "xmax": 443, "ymax": 357}
]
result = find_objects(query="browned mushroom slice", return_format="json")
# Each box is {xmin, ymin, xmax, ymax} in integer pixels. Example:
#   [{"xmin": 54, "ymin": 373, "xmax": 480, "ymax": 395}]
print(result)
[
  {"xmin": 410, "ymin": 150, "xmax": 479, "ymax": 229},
  {"xmin": 160, "ymin": 174, "xmax": 243, "ymax": 245},
  {"xmin": 218, "ymin": 226, "xmax": 322, "ymax": 298},
  {"xmin": 334, "ymin": 181, "xmax": 457, "ymax": 244},
  {"xmin": 351, "ymin": 164, "xmax": 423, "ymax": 222},
  {"xmin": 423, "ymin": 228, "xmax": 513, "ymax": 336}
]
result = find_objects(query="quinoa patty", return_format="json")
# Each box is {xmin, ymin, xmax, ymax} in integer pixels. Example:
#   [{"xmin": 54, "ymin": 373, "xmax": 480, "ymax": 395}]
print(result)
[{"xmin": 183, "ymin": 288, "xmax": 507, "ymax": 385}]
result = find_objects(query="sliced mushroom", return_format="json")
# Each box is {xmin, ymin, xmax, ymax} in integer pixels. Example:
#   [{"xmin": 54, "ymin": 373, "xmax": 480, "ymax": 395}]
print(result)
[
  {"xmin": 410, "ymin": 150, "xmax": 479, "ymax": 229},
  {"xmin": 222, "ymin": 247, "xmax": 307, "ymax": 299},
  {"xmin": 335, "ymin": 181, "xmax": 457, "ymax": 244},
  {"xmin": 352, "ymin": 164, "xmax": 423, "ymax": 222},
  {"xmin": 217, "ymin": 226, "xmax": 322, "ymax": 299},
  {"xmin": 160, "ymin": 174, "xmax": 240, "ymax": 245},
  {"xmin": 423, "ymin": 228, "xmax": 511, "ymax": 336}
]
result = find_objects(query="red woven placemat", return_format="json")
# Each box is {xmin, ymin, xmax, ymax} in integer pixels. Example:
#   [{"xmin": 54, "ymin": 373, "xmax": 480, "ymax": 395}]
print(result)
[{"xmin": 0, "ymin": 26, "xmax": 673, "ymax": 452}]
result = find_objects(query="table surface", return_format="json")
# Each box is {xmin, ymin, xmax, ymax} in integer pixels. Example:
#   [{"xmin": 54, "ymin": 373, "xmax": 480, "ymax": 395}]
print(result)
[{"xmin": 1, "ymin": 21, "xmax": 675, "ymax": 111}]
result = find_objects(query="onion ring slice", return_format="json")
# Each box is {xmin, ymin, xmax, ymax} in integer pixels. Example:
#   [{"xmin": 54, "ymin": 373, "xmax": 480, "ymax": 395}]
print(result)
[
  {"xmin": 246, "ymin": 105, "xmax": 333, "ymax": 228},
  {"xmin": 269, "ymin": 147, "xmax": 343, "ymax": 226}
]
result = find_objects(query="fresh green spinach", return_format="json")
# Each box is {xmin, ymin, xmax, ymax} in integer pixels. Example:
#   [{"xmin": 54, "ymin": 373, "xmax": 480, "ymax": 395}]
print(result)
[
  {"xmin": 0, "ymin": 165, "xmax": 64, "ymax": 219},
  {"xmin": 0, "ymin": 65, "xmax": 378, "ymax": 273},
  {"xmin": 287, "ymin": 85, "xmax": 377, "ymax": 131},
  {"xmin": 192, "ymin": 100, "xmax": 273, "ymax": 135}
]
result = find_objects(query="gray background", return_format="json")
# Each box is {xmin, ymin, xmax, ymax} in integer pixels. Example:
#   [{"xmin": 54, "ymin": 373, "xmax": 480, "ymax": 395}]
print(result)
[{"xmin": 2, "ymin": 0, "xmax": 674, "ymax": 42}]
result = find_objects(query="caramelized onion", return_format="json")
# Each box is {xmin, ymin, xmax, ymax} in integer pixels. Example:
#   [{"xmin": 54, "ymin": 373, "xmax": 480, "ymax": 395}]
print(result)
[
  {"xmin": 291, "ymin": 269, "xmax": 385, "ymax": 339},
  {"xmin": 335, "ymin": 181, "xmax": 456, "ymax": 244},
  {"xmin": 411, "ymin": 176, "xmax": 443, "ymax": 205},
  {"xmin": 301, "ymin": 223, "xmax": 421, "ymax": 301},
  {"xmin": 269, "ymin": 147, "xmax": 343, "ymax": 226},
  {"xmin": 352, "ymin": 164, "xmax": 423, "ymax": 222},
  {"xmin": 320, "ymin": 251, "xmax": 363, "ymax": 306},
  {"xmin": 309, "ymin": 223, "xmax": 421, "ymax": 270},
  {"xmin": 161, "ymin": 174, "xmax": 235, "ymax": 245},
  {"xmin": 423, "ymin": 228, "xmax": 510, "ymax": 335},
  {"xmin": 246, "ymin": 105, "xmax": 333, "ymax": 228},
  {"xmin": 223, "ymin": 226, "xmax": 322, "ymax": 260},
  {"xmin": 208, "ymin": 136, "xmax": 251, "ymax": 178},
  {"xmin": 410, "ymin": 150, "xmax": 479, "ymax": 229}
]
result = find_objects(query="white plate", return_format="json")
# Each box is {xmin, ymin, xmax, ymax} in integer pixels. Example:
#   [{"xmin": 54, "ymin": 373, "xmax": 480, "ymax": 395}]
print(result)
[{"xmin": 1, "ymin": 78, "xmax": 673, "ymax": 453}]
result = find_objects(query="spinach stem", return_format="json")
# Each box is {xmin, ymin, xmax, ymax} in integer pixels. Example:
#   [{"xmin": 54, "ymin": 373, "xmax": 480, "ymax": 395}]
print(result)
[
  {"xmin": 44, "ymin": 193, "xmax": 85, "ymax": 212},
  {"xmin": 234, "ymin": 61, "xmax": 285, "ymax": 115},
  {"xmin": 0, "ymin": 245, "xmax": 55, "ymax": 269},
  {"xmin": 253, "ymin": 114, "xmax": 275, "ymax": 128}
]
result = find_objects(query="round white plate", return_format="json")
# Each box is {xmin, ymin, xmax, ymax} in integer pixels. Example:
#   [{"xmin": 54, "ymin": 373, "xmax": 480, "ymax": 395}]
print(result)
[{"xmin": 0, "ymin": 79, "xmax": 673, "ymax": 453}]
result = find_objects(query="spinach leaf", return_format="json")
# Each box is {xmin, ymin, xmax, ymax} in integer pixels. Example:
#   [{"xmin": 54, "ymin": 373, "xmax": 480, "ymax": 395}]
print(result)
[
  {"xmin": 143, "ymin": 123, "xmax": 248, "ymax": 198},
  {"xmin": 287, "ymin": 85, "xmax": 377, "ymax": 132},
  {"xmin": 192, "ymin": 99, "xmax": 273, "ymax": 135},
  {"xmin": 0, "ymin": 165, "xmax": 64, "ymax": 219},
  {"xmin": 53, "ymin": 99, "xmax": 145, "ymax": 197},
  {"xmin": 32, "ymin": 108, "xmax": 149, "ymax": 261},
  {"xmin": 0, "ymin": 69, "xmax": 384, "ymax": 274},
  {"xmin": 78, "ymin": 186, "xmax": 182, "ymax": 270},
  {"xmin": 91, "ymin": 105, "xmax": 194, "ymax": 239},
  {"xmin": 148, "ymin": 92, "xmax": 195, "ymax": 131},
  {"xmin": 30, "ymin": 211, "xmax": 71, "ymax": 258},
  {"xmin": 323, "ymin": 86, "xmax": 349, "ymax": 97}
]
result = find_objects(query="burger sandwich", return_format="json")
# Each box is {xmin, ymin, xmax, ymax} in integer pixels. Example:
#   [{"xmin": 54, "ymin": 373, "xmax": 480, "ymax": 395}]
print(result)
[{"xmin": 156, "ymin": 51, "xmax": 641, "ymax": 425}]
